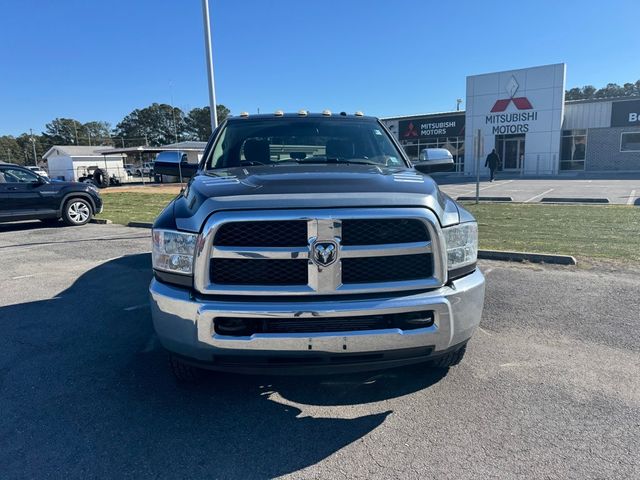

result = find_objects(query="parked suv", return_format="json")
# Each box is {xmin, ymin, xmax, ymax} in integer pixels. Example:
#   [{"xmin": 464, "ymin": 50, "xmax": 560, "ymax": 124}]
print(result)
[
  {"xmin": 0, "ymin": 162, "xmax": 102, "ymax": 226},
  {"xmin": 150, "ymin": 112, "xmax": 484, "ymax": 381}
]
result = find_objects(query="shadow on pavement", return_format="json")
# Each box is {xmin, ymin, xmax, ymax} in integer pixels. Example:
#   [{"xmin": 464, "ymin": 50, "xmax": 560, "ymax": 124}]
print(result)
[{"xmin": 0, "ymin": 254, "xmax": 445, "ymax": 478}]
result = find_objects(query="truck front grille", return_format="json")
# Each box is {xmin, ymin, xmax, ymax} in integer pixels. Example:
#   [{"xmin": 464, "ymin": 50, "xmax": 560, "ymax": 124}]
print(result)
[
  {"xmin": 211, "ymin": 259, "xmax": 308, "ymax": 285},
  {"xmin": 214, "ymin": 220, "xmax": 308, "ymax": 247},
  {"xmin": 197, "ymin": 208, "xmax": 445, "ymax": 295},
  {"xmin": 342, "ymin": 254, "xmax": 433, "ymax": 284},
  {"xmin": 341, "ymin": 219, "xmax": 428, "ymax": 245}
]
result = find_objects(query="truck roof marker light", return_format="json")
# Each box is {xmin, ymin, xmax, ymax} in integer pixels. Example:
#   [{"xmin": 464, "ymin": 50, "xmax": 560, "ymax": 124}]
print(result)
[
  {"xmin": 239, "ymin": 112, "xmax": 249, "ymax": 118},
  {"xmin": 298, "ymin": 110, "xmax": 308, "ymax": 116},
  {"xmin": 322, "ymin": 110, "xmax": 332, "ymax": 116},
  {"xmin": 274, "ymin": 110, "xmax": 284, "ymax": 117},
  {"xmin": 354, "ymin": 111, "xmax": 364, "ymax": 116}
]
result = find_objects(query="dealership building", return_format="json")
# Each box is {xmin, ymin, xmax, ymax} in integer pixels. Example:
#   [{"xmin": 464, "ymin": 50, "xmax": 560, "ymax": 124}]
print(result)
[{"xmin": 381, "ymin": 63, "xmax": 640, "ymax": 176}]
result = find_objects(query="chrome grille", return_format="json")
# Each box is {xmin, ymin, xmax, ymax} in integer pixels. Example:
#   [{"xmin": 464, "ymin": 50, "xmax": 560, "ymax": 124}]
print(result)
[{"xmin": 195, "ymin": 208, "xmax": 446, "ymax": 296}]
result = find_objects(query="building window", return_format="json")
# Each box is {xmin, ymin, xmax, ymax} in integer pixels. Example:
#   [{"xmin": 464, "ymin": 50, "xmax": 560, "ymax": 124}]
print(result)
[
  {"xmin": 620, "ymin": 132, "xmax": 640, "ymax": 152},
  {"xmin": 560, "ymin": 129, "xmax": 587, "ymax": 171}
]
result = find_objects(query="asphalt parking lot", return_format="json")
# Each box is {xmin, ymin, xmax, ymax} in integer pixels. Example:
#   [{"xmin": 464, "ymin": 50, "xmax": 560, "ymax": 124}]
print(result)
[
  {"xmin": 1, "ymin": 223, "xmax": 639, "ymax": 479},
  {"xmin": 437, "ymin": 176, "xmax": 640, "ymax": 204}
]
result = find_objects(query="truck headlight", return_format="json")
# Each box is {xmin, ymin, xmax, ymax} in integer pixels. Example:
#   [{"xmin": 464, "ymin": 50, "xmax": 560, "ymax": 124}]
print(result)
[
  {"xmin": 443, "ymin": 222, "xmax": 478, "ymax": 279},
  {"xmin": 152, "ymin": 229, "xmax": 197, "ymax": 275}
]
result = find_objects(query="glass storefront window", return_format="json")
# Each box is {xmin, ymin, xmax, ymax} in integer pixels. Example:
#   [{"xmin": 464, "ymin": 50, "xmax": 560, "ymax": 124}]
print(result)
[
  {"xmin": 400, "ymin": 137, "xmax": 465, "ymax": 172},
  {"xmin": 621, "ymin": 132, "xmax": 640, "ymax": 152},
  {"xmin": 560, "ymin": 130, "xmax": 587, "ymax": 171}
]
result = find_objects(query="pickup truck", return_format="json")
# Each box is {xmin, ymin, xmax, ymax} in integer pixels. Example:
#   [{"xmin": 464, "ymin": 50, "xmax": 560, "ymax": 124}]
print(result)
[{"xmin": 150, "ymin": 112, "xmax": 485, "ymax": 381}]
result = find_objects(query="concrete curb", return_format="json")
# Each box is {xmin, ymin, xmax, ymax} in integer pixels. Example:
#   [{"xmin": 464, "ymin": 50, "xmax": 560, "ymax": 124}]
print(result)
[
  {"xmin": 127, "ymin": 221, "xmax": 153, "ymax": 229},
  {"xmin": 479, "ymin": 249, "xmax": 577, "ymax": 265},
  {"xmin": 90, "ymin": 218, "xmax": 112, "ymax": 224},
  {"xmin": 540, "ymin": 197, "xmax": 610, "ymax": 204},
  {"xmin": 457, "ymin": 196, "xmax": 513, "ymax": 202}
]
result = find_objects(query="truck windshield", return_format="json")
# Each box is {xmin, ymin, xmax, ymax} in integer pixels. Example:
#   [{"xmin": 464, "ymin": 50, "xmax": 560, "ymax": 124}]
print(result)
[{"xmin": 206, "ymin": 118, "xmax": 406, "ymax": 170}]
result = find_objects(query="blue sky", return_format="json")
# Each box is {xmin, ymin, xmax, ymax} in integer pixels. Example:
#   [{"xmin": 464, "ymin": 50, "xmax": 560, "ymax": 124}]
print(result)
[{"xmin": 1, "ymin": 0, "xmax": 639, "ymax": 136}]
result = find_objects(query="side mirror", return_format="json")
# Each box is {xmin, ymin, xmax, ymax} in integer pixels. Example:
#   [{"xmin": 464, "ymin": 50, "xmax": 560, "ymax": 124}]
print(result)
[
  {"xmin": 35, "ymin": 175, "xmax": 48, "ymax": 185},
  {"xmin": 413, "ymin": 148, "xmax": 454, "ymax": 174}
]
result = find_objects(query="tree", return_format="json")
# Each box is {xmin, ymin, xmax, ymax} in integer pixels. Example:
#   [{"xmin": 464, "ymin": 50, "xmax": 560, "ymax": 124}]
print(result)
[
  {"xmin": 83, "ymin": 121, "xmax": 113, "ymax": 146},
  {"xmin": 0, "ymin": 136, "xmax": 23, "ymax": 164},
  {"xmin": 42, "ymin": 118, "xmax": 84, "ymax": 145},
  {"xmin": 565, "ymin": 80, "xmax": 640, "ymax": 100},
  {"xmin": 113, "ymin": 103, "xmax": 188, "ymax": 146},
  {"xmin": 15, "ymin": 133, "xmax": 46, "ymax": 165},
  {"xmin": 185, "ymin": 104, "xmax": 231, "ymax": 141}
]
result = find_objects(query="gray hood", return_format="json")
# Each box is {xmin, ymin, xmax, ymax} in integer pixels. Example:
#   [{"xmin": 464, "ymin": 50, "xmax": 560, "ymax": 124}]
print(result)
[{"xmin": 173, "ymin": 164, "xmax": 460, "ymax": 232}]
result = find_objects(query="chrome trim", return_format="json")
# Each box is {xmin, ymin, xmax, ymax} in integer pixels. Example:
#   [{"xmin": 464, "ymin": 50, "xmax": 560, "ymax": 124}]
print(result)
[
  {"xmin": 340, "ymin": 241, "xmax": 431, "ymax": 258},
  {"xmin": 212, "ymin": 246, "xmax": 309, "ymax": 260},
  {"xmin": 193, "ymin": 208, "xmax": 447, "ymax": 296}
]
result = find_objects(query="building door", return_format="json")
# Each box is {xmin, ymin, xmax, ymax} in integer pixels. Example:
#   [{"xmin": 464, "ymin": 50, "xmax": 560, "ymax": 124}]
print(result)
[{"xmin": 497, "ymin": 135, "xmax": 525, "ymax": 171}]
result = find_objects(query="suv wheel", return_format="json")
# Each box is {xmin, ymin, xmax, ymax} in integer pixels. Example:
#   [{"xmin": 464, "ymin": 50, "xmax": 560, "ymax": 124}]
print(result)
[
  {"xmin": 431, "ymin": 344, "xmax": 467, "ymax": 369},
  {"xmin": 62, "ymin": 198, "xmax": 92, "ymax": 226},
  {"xmin": 169, "ymin": 355, "xmax": 204, "ymax": 383}
]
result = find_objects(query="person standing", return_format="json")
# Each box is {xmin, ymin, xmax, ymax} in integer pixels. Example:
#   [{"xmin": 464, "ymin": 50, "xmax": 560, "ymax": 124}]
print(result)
[{"xmin": 485, "ymin": 148, "xmax": 500, "ymax": 182}]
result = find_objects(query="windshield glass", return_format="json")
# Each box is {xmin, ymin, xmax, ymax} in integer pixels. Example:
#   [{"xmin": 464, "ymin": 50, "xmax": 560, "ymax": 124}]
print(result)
[{"xmin": 206, "ymin": 118, "xmax": 406, "ymax": 170}]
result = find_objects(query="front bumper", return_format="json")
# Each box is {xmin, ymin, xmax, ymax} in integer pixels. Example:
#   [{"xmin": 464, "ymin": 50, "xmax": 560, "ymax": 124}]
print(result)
[{"xmin": 149, "ymin": 269, "xmax": 485, "ymax": 372}]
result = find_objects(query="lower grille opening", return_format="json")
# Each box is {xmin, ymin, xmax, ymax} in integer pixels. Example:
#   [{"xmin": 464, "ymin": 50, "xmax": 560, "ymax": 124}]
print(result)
[{"xmin": 214, "ymin": 311, "xmax": 434, "ymax": 336}]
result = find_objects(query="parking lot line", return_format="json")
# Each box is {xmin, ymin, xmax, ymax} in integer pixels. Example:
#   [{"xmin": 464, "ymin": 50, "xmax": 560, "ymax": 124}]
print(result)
[
  {"xmin": 627, "ymin": 190, "xmax": 636, "ymax": 206},
  {"xmin": 457, "ymin": 179, "xmax": 514, "ymax": 196},
  {"xmin": 524, "ymin": 188, "xmax": 555, "ymax": 203}
]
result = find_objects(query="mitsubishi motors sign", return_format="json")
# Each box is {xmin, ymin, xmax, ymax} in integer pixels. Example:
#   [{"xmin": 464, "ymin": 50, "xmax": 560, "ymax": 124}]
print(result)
[
  {"xmin": 398, "ymin": 114, "xmax": 465, "ymax": 140},
  {"xmin": 464, "ymin": 63, "xmax": 566, "ymax": 175}
]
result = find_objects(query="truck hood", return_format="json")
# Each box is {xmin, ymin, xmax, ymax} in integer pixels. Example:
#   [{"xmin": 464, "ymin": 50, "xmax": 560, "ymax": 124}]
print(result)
[{"xmin": 173, "ymin": 164, "xmax": 460, "ymax": 232}]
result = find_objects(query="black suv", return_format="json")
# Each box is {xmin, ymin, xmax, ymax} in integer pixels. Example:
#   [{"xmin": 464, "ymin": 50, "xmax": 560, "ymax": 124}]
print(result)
[{"xmin": 0, "ymin": 162, "xmax": 103, "ymax": 226}]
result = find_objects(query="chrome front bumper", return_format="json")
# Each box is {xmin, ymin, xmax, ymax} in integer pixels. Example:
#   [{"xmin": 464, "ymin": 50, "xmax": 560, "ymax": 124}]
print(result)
[{"xmin": 149, "ymin": 269, "xmax": 485, "ymax": 369}]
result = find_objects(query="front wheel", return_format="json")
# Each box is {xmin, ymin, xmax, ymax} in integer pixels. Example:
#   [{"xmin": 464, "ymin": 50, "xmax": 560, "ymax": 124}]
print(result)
[
  {"xmin": 431, "ymin": 344, "xmax": 467, "ymax": 369},
  {"xmin": 62, "ymin": 198, "xmax": 92, "ymax": 226},
  {"xmin": 169, "ymin": 355, "xmax": 204, "ymax": 383}
]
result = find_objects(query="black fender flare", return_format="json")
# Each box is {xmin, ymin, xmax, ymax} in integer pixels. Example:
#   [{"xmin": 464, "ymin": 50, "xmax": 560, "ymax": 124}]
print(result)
[{"xmin": 59, "ymin": 192, "xmax": 97, "ymax": 216}]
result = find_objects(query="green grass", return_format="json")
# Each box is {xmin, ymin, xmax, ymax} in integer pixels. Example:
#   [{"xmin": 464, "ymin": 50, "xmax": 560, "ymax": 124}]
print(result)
[
  {"xmin": 464, "ymin": 203, "xmax": 640, "ymax": 262},
  {"xmin": 97, "ymin": 192, "xmax": 176, "ymax": 225},
  {"xmin": 97, "ymin": 192, "xmax": 640, "ymax": 262}
]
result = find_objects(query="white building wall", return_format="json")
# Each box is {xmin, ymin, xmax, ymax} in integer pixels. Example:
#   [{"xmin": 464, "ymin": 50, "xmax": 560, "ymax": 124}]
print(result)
[{"xmin": 464, "ymin": 63, "xmax": 566, "ymax": 176}]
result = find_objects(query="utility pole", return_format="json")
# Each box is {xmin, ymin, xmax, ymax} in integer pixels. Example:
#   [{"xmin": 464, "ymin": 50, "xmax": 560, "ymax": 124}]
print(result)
[
  {"xmin": 202, "ymin": 0, "xmax": 218, "ymax": 130},
  {"xmin": 456, "ymin": 98, "xmax": 463, "ymax": 111},
  {"xmin": 73, "ymin": 121, "xmax": 79, "ymax": 144},
  {"xmin": 30, "ymin": 129, "xmax": 38, "ymax": 166}
]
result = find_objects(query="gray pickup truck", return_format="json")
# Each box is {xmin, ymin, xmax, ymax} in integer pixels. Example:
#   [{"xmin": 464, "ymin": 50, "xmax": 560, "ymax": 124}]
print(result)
[{"xmin": 150, "ymin": 112, "xmax": 485, "ymax": 381}]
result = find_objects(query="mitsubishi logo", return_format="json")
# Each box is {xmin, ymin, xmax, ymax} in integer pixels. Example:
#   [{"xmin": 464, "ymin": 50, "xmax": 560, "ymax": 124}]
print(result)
[
  {"xmin": 403, "ymin": 121, "xmax": 419, "ymax": 138},
  {"xmin": 490, "ymin": 75, "xmax": 533, "ymax": 112},
  {"xmin": 312, "ymin": 241, "xmax": 338, "ymax": 266}
]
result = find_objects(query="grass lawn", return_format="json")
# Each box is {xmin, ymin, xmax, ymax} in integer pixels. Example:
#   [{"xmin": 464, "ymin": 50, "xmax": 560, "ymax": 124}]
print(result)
[
  {"xmin": 97, "ymin": 191, "xmax": 640, "ymax": 262},
  {"xmin": 464, "ymin": 203, "xmax": 640, "ymax": 262},
  {"xmin": 97, "ymin": 192, "xmax": 176, "ymax": 225}
]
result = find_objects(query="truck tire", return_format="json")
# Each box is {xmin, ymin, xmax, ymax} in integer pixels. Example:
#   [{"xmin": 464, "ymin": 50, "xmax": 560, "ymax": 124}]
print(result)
[
  {"xmin": 169, "ymin": 355, "xmax": 203, "ymax": 383},
  {"xmin": 92, "ymin": 168, "xmax": 110, "ymax": 188},
  {"xmin": 431, "ymin": 344, "xmax": 467, "ymax": 369},
  {"xmin": 62, "ymin": 198, "xmax": 92, "ymax": 226}
]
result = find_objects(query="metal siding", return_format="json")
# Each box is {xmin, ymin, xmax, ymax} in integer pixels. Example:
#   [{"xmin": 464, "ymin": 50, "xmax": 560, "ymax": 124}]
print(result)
[{"xmin": 563, "ymin": 102, "xmax": 612, "ymax": 130}]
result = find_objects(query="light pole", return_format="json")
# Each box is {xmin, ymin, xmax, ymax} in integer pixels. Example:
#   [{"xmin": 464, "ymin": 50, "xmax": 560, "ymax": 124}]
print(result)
[
  {"xmin": 30, "ymin": 129, "xmax": 38, "ymax": 166},
  {"xmin": 202, "ymin": 0, "xmax": 218, "ymax": 130}
]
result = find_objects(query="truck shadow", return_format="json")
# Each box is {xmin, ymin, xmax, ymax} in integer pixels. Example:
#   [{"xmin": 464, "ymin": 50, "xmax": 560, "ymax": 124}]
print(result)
[{"xmin": 0, "ymin": 254, "xmax": 446, "ymax": 478}]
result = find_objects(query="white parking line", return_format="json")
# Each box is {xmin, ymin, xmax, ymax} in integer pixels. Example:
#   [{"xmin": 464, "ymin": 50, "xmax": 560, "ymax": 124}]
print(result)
[
  {"xmin": 457, "ymin": 179, "xmax": 514, "ymax": 196},
  {"xmin": 11, "ymin": 274, "xmax": 36, "ymax": 280},
  {"xmin": 524, "ymin": 188, "xmax": 554, "ymax": 203},
  {"xmin": 627, "ymin": 190, "xmax": 637, "ymax": 206}
]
